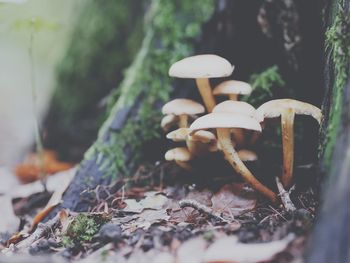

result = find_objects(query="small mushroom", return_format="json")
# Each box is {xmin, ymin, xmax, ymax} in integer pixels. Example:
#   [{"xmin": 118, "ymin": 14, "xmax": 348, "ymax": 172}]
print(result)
[
  {"xmin": 166, "ymin": 128, "xmax": 217, "ymax": 156},
  {"xmin": 213, "ymin": 101, "xmax": 262, "ymax": 145},
  {"xmin": 237, "ymin": 150, "xmax": 258, "ymax": 162},
  {"xmin": 161, "ymin": 114, "xmax": 179, "ymax": 132},
  {"xmin": 165, "ymin": 147, "xmax": 193, "ymax": 171},
  {"xmin": 169, "ymin": 54, "xmax": 234, "ymax": 112},
  {"xmin": 162, "ymin": 99, "xmax": 205, "ymax": 128},
  {"xmin": 257, "ymin": 99, "xmax": 322, "ymax": 188},
  {"xmin": 166, "ymin": 128, "xmax": 190, "ymax": 142},
  {"xmin": 190, "ymin": 112, "xmax": 277, "ymax": 202},
  {"xmin": 188, "ymin": 130, "xmax": 218, "ymax": 156},
  {"xmin": 213, "ymin": 80, "xmax": 252, "ymax": 101}
]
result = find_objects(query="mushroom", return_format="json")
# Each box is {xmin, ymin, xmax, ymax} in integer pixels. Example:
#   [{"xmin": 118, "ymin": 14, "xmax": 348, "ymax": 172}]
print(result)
[
  {"xmin": 213, "ymin": 101, "xmax": 262, "ymax": 145},
  {"xmin": 166, "ymin": 128, "xmax": 217, "ymax": 156},
  {"xmin": 213, "ymin": 80, "xmax": 252, "ymax": 101},
  {"xmin": 169, "ymin": 54, "xmax": 234, "ymax": 112},
  {"xmin": 165, "ymin": 147, "xmax": 193, "ymax": 171},
  {"xmin": 190, "ymin": 112, "xmax": 277, "ymax": 202},
  {"xmin": 257, "ymin": 99, "xmax": 322, "ymax": 188},
  {"xmin": 162, "ymin": 99, "xmax": 205, "ymax": 128},
  {"xmin": 238, "ymin": 150, "xmax": 258, "ymax": 162},
  {"xmin": 161, "ymin": 114, "xmax": 179, "ymax": 132}
]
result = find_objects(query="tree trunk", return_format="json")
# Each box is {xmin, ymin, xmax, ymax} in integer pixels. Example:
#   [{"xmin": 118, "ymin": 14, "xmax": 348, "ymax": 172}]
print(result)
[{"xmin": 307, "ymin": 1, "xmax": 350, "ymax": 262}]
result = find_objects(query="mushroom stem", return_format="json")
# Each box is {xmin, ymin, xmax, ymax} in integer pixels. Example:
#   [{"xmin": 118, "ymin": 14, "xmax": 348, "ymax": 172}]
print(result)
[
  {"xmin": 216, "ymin": 128, "xmax": 277, "ymax": 202},
  {"xmin": 179, "ymin": 114, "xmax": 188, "ymax": 128},
  {"xmin": 281, "ymin": 108, "xmax": 295, "ymax": 188},
  {"xmin": 196, "ymin": 78, "xmax": 216, "ymax": 112},
  {"xmin": 186, "ymin": 137, "xmax": 211, "ymax": 156},
  {"xmin": 229, "ymin": 94, "xmax": 238, "ymax": 101},
  {"xmin": 175, "ymin": 160, "xmax": 192, "ymax": 171}
]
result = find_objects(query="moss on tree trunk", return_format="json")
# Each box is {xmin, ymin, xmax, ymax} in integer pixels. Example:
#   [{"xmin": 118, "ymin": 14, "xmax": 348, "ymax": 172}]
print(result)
[
  {"xmin": 308, "ymin": 0, "xmax": 350, "ymax": 262},
  {"xmin": 54, "ymin": 0, "xmax": 215, "ymax": 212}
]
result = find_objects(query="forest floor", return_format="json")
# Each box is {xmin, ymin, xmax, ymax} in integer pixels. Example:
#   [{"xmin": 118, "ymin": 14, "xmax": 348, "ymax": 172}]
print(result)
[{"xmin": 0, "ymin": 159, "xmax": 318, "ymax": 263}]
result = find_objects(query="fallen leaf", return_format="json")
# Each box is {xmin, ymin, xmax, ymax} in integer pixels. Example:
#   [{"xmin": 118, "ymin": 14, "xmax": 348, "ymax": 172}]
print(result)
[
  {"xmin": 211, "ymin": 184, "xmax": 257, "ymax": 220},
  {"xmin": 11, "ymin": 167, "xmax": 77, "ymax": 199},
  {"xmin": 30, "ymin": 168, "xmax": 75, "ymax": 230},
  {"xmin": 204, "ymin": 234, "xmax": 295, "ymax": 263},
  {"xmin": 15, "ymin": 150, "xmax": 74, "ymax": 183},
  {"xmin": 123, "ymin": 192, "xmax": 168, "ymax": 213}
]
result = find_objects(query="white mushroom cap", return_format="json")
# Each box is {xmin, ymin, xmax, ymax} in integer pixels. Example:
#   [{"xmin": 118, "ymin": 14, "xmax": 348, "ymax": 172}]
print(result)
[
  {"xmin": 166, "ymin": 128, "xmax": 190, "ymax": 142},
  {"xmin": 162, "ymin": 99, "xmax": 205, "ymax": 116},
  {"xmin": 190, "ymin": 112, "xmax": 262, "ymax": 132},
  {"xmin": 257, "ymin": 99, "xmax": 322, "ymax": 123},
  {"xmin": 213, "ymin": 101, "xmax": 262, "ymax": 121},
  {"xmin": 191, "ymin": 130, "xmax": 216, "ymax": 143},
  {"xmin": 165, "ymin": 147, "xmax": 192, "ymax": 162},
  {"xmin": 213, "ymin": 80, "xmax": 252, "ymax": 96},
  {"xmin": 237, "ymin": 150, "xmax": 258, "ymax": 162},
  {"xmin": 169, "ymin": 54, "xmax": 234, "ymax": 79}
]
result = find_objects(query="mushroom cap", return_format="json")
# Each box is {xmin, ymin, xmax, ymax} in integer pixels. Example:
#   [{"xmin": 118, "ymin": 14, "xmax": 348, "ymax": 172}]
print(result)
[
  {"xmin": 162, "ymin": 99, "xmax": 205, "ymax": 116},
  {"xmin": 191, "ymin": 130, "xmax": 216, "ymax": 143},
  {"xmin": 237, "ymin": 150, "xmax": 258, "ymax": 162},
  {"xmin": 165, "ymin": 147, "xmax": 192, "ymax": 162},
  {"xmin": 257, "ymin": 99, "xmax": 322, "ymax": 123},
  {"xmin": 166, "ymin": 128, "xmax": 190, "ymax": 142},
  {"xmin": 169, "ymin": 54, "xmax": 234, "ymax": 79},
  {"xmin": 213, "ymin": 80, "xmax": 252, "ymax": 96},
  {"xmin": 190, "ymin": 112, "xmax": 262, "ymax": 132},
  {"xmin": 213, "ymin": 101, "xmax": 262, "ymax": 121}
]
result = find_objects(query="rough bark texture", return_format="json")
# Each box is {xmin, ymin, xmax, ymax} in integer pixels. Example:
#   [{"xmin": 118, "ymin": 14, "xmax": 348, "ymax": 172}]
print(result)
[{"xmin": 307, "ymin": 1, "xmax": 350, "ymax": 262}]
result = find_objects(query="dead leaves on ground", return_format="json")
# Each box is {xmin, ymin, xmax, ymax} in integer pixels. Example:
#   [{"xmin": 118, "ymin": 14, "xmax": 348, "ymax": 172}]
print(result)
[{"xmin": 15, "ymin": 150, "xmax": 74, "ymax": 183}]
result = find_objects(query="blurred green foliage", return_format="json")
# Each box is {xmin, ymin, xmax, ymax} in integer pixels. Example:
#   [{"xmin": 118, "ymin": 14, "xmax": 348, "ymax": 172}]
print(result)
[{"xmin": 46, "ymin": 0, "xmax": 145, "ymax": 160}]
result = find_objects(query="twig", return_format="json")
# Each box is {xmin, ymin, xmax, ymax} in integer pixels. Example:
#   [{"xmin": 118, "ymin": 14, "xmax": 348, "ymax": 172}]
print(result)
[
  {"xmin": 275, "ymin": 177, "xmax": 296, "ymax": 212},
  {"xmin": 179, "ymin": 199, "xmax": 226, "ymax": 222},
  {"xmin": 16, "ymin": 213, "xmax": 60, "ymax": 252}
]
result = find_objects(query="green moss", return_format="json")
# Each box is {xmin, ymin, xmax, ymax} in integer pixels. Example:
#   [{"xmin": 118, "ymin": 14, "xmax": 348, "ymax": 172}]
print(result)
[
  {"xmin": 322, "ymin": 1, "xmax": 350, "ymax": 170},
  {"xmin": 86, "ymin": 0, "xmax": 215, "ymax": 178},
  {"xmin": 244, "ymin": 65, "xmax": 285, "ymax": 107},
  {"xmin": 62, "ymin": 214, "xmax": 109, "ymax": 247}
]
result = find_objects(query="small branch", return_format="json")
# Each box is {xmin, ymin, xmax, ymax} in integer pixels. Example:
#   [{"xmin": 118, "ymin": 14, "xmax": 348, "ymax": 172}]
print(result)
[
  {"xmin": 16, "ymin": 213, "xmax": 60, "ymax": 252},
  {"xmin": 276, "ymin": 177, "xmax": 296, "ymax": 212},
  {"xmin": 179, "ymin": 199, "xmax": 226, "ymax": 222}
]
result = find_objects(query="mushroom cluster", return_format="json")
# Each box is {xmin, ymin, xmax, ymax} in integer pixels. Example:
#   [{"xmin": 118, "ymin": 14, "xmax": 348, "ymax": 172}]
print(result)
[{"xmin": 161, "ymin": 54, "xmax": 322, "ymax": 204}]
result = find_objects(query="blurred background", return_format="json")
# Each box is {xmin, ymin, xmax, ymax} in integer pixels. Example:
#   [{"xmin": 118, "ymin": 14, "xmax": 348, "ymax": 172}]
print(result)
[{"xmin": 0, "ymin": 0, "xmax": 84, "ymax": 165}]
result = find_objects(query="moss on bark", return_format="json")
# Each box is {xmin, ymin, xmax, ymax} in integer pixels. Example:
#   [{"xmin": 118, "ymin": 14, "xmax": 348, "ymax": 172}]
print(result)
[{"xmin": 85, "ymin": 0, "xmax": 215, "ymax": 178}]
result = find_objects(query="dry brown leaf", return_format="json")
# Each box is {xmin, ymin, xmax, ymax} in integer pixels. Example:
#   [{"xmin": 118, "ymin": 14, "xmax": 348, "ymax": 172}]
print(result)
[
  {"xmin": 204, "ymin": 234, "xmax": 295, "ymax": 263},
  {"xmin": 211, "ymin": 184, "xmax": 257, "ymax": 220},
  {"xmin": 123, "ymin": 192, "xmax": 168, "ymax": 213},
  {"xmin": 15, "ymin": 150, "xmax": 74, "ymax": 183},
  {"xmin": 30, "ymin": 168, "xmax": 75, "ymax": 230}
]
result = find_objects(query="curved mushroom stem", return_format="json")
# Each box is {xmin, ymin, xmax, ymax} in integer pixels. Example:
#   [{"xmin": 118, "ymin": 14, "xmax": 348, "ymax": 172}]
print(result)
[
  {"xmin": 229, "ymin": 94, "xmax": 238, "ymax": 101},
  {"xmin": 217, "ymin": 128, "xmax": 277, "ymax": 203},
  {"xmin": 179, "ymin": 114, "xmax": 188, "ymax": 128},
  {"xmin": 175, "ymin": 160, "xmax": 192, "ymax": 171},
  {"xmin": 195, "ymin": 78, "xmax": 216, "ymax": 112},
  {"xmin": 281, "ymin": 108, "xmax": 295, "ymax": 188}
]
